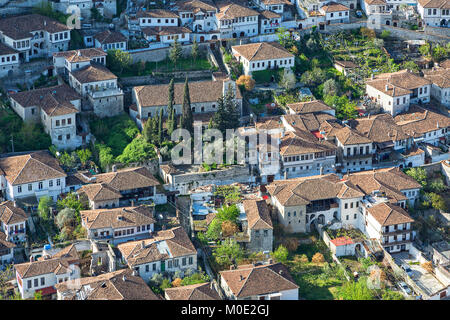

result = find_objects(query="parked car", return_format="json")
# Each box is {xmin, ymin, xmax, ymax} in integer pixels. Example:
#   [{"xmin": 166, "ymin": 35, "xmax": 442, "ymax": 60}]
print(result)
[
  {"xmin": 401, "ymin": 264, "xmax": 414, "ymax": 277},
  {"xmin": 398, "ymin": 281, "xmax": 412, "ymax": 295}
]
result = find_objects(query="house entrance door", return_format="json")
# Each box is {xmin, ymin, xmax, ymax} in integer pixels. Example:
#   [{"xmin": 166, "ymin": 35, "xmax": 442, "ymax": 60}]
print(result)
[{"xmin": 161, "ymin": 261, "xmax": 165, "ymax": 272}]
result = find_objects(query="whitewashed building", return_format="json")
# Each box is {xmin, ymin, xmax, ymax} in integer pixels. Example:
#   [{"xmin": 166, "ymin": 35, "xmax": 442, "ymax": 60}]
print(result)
[
  {"xmin": 418, "ymin": 0, "xmax": 450, "ymax": 27},
  {"xmin": 0, "ymin": 201, "xmax": 28, "ymax": 244},
  {"xmin": 0, "ymin": 43, "xmax": 19, "ymax": 78},
  {"xmin": 215, "ymin": 3, "xmax": 260, "ymax": 39}
]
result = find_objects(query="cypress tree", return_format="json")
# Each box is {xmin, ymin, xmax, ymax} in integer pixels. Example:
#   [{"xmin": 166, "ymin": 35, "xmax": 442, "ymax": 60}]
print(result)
[
  {"xmin": 143, "ymin": 117, "xmax": 152, "ymax": 143},
  {"xmin": 224, "ymin": 84, "xmax": 240, "ymax": 130},
  {"xmin": 181, "ymin": 77, "xmax": 193, "ymax": 135},
  {"xmin": 167, "ymin": 78, "xmax": 175, "ymax": 135},
  {"xmin": 158, "ymin": 108, "xmax": 163, "ymax": 146}
]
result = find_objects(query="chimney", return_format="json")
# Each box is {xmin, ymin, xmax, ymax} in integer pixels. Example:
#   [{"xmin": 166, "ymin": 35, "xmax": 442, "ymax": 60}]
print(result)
[
  {"xmin": 392, "ymin": 87, "xmax": 395, "ymax": 96},
  {"xmin": 122, "ymin": 275, "xmax": 127, "ymax": 282},
  {"xmin": 239, "ymin": 275, "xmax": 244, "ymax": 281},
  {"xmin": 385, "ymin": 84, "xmax": 389, "ymax": 91},
  {"xmin": 44, "ymin": 20, "xmax": 47, "ymax": 26},
  {"xmin": 131, "ymin": 200, "xmax": 134, "ymax": 207},
  {"xmin": 230, "ymin": 265, "xmax": 235, "ymax": 270},
  {"xmin": 371, "ymin": 73, "xmax": 374, "ymax": 80},
  {"xmin": 112, "ymin": 165, "xmax": 117, "ymax": 172},
  {"xmin": 13, "ymin": 201, "xmax": 17, "ymax": 208},
  {"xmin": 268, "ymin": 258, "xmax": 273, "ymax": 264},
  {"xmin": 141, "ymin": 240, "xmax": 145, "ymax": 249},
  {"xmin": 319, "ymin": 166, "xmax": 324, "ymax": 176}
]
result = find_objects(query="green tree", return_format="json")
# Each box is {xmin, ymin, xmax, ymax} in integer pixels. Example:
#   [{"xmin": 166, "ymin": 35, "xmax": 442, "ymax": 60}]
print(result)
[
  {"xmin": 338, "ymin": 280, "xmax": 375, "ymax": 300},
  {"xmin": 191, "ymin": 37, "xmax": 199, "ymax": 63},
  {"xmin": 271, "ymin": 245, "xmax": 289, "ymax": 263},
  {"xmin": 324, "ymin": 95, "xmax": 357, "ymax": 120},
  {"xmin": 167, "ymin": 78, "xmax": 175, "ymax": 135},
  {"xmin": 323, "ymin": 79, "xmax": 340, "ymax": 96},
  {"xmin": 432, "ymin": 45, "xmax": 448, "ymax": 62},
  {"xmin": 380, "ymin": 30, "xmax": 391, "ymax": 39},
  {"xmin": 382, "ymin": 290, "xmax": 405, "ymax": 300},
  {"xmin": 158, "ymin": 108, "xmax": 163, "ymax": 146},
  {"xmin": 206, "ymin": 218, "xmax": 222, "ymax": 240},
  {"xmin": 169, "ymin": 36, "xmax": 182, "ymax": 70},
  {"xmin": 38, "ymin": 196, "xmax": 53, "ymax": 221},
  {"xmin": 143, "ymin": 117, "xmax": 153, "ymax": 143},
  {"xmin": 215, "ymin": 204, "xmax": 240, "ymax": 223},
  {"xmin": 116, "ymin": 136, "xmax": 156, "ymax": 164},
  {"xmin": 213, "ymin": 239, "xmax": 243, "ymax": 268},
  {"xmin": 55, "ymin": 208, "xmax": 76, "ymax": 230},
  {"xmin": 279, "ymin": 68, "xmax": 296, "ymax": 90},
  {"xmin": 300, "ymin": 67, "xmax": 326, "ymax": 86},
  {"xmin": 107, "ymin": 49, "xmax": 131, "ymax": 74},
  {"xmin": 76, "ymin": 149, "xmax": 92, "ymax": 167},
  {"xmin": 426, "ymin": 193, "xmax": 447, "ymax": 211},
  {"xmin": 401, "ymin": 61, "xmax": 419, "ymax": 73},
  {"xmin": 276, "ymin": 27, "xmax": 293, "ymax": 48},
  {"xmin": 405, "ymin": 167, "xmax": 427, "ymax": 187},
  {"xmin": 181, "ymin": 78, "xmax": 194, "ymax": 134},
  {"xmin": 419, "ymin": 42, "xmax": 431, "ymax": 57},
  {"xmin": 57, "ymin": 192, "xmax": 87, "ymax": 224},
  {"xmin": 59, "ymin": 151, "xmax": 76, "ymax": 169}
]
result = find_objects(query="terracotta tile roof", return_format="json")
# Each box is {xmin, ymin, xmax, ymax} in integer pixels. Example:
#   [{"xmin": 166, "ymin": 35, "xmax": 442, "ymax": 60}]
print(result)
[
  {"xmin": 367, "ymin": 69, "xmax": 431, "ymax": 93},
  {"xmin": 94, "ymin": 167, "xmax": 160, "ymax": 191},
  {"xmin": 137, "ymin": 9, "xmax": 179, "ymax": 18},
  {"xmin": 117, "ymin": 226, "xmax": 196, "ymax": 267},
  {"xmin": 216, "ymin": 3, "xmax": 259, "ymax": 20},
  {"xmin": 418, "ymin": 0, "xmax": 450, "ymax": 8},
  {"xmin": 0, "ymin": 42, "xmax": 19, "ymax": 56},
  {"xmin": 10, "ymin": 84, "xmax": 80, "ymax": 116},
  {"xmin": 334, "ymin": 60, "xmax": 359, "ymax": 69},
  {"xmin": 259, "ymin": 10, "xmax": 281, "ymax": 19},
  {"xmin": 220, "ymin": 263, "xmax": 298, "ymax": 298},
  {"xmin": 367, "ymin": 202, "xmax": 414, "ymax": 226},
  {"xmin": 267, "ymin": 174, "xmax": 364, "ymax": 207},
  {"xmin": 333, "ymin": 126, "xmax": 372, "ymax": 145},
  {"xmin": 81, "ymin": 205, "xmax": 155, "ymax": 230},
  {"xmin": 56, "ymin": 269, "xmax": 160, "ymax": 300},
  {"xmin": 94, "ymin": 30, "xmax": 127, "ymax": 44},
  {"xmin": 366, "ymin": 79, "xmax": 411, "ymax": 97},
  {"xmin": 365, "ymin": 0, "xmax": 387, "ymax": 4},
  {"xmin": 243, "ymin": 199, "xmax": 273, "ymax": 230},
  {"xmin": 165, "ymin": 282, "xmax": 221, "ymax": 300},
  {"xmin": 77, "ymin": 183, "xmax": 122, "ymax": 202},
  {"xmin": 343, "ymin": 167, "xmax": 421, "ymax": 202},
  {"xmin": 286, "ymin": 100, "xmax": 333, "ymax": 114},
  {"xmin": 232, "ymin": 42, "xmax": 293, "ymax": 62},
  {"xmin": 37, "ymin": 244, "xmax": 80, "ymax": 262},
  {"xmin": 0, "ymin": 14, "xmax": 69, "ymax": 40},
  {"xmin": 348, "ymin": 113, "xmax": 410, "ymax": 143},
  {"xmin": 53, "ymin": 48, "xmax": 106, "ymax": 62},
  {"xmin": 283, "ymin": 112, "xmax": 336, "ymax": 132},
  {"xmin": 321, "ymin": 1, "xmax": 350, "ymax": 12},
  {"xmin": 423, "ymin": 68, "xmax": 450, "ymax": 88},
  {"xmin": 0, "ymin": 231, "xmax": 16, "ymax": 250},
  {"xmin": 0, "ymin": 201, "xmax": 28, "ymax": 225},
  {"xmin": 135, "ymin": 79, "xmax": 242, "ymax": 108},
  {"xmin": 279, "ymin": 129, "xmax": 336, "ymax": 156},
  {"xmin": 439, "ymin": 59, "xmax": 450, "ymax": 69},
  {"xmin": 394, "ymin": 105, "xmax": 450, "ymax": 137},
  {"xmin": 71, "ymin": 63, "xmax": 117, "ymax": 83},
  {"xmin": 142, "ymin": 26, "xmax": 192, "ymax": 36},
  {"xmin": 262, "ymin": 0, "xmax": 291, "ymax": 4},
  {"xmin": 14, "ymin": 258, "xmax": 73, "ymax": 279},
  {"xmin": 177, "ymin": 0, "xmax": 217, "ymax": 12},
  {"xmin": 160, "ymin": 163, "xmax": 179, "ymax": 175},
  {"xmin": 255, "ymin": 116, "xmax": 284, "ymax": 130},
  {"xmin": 0, "ymin": 151, "xmax": 66, "ymax": 185}
]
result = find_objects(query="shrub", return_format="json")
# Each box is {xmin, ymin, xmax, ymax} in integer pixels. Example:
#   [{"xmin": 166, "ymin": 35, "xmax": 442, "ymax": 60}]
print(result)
[
  {"xmin": 221, "ymin": 220, "xmax": 239, "ymax": 237},
  {"xmin": 283, "ymin": 238, "xmax": 299, "ymax": 252},
  {"xmin": 236, "ymin": 75, "xmax": 255, "ymax": 91},
  {"xmin": 311, "ymin": 252, "xmax": 325, "ymax": 264},
  {"xmin": 172, "ymin": 278, "xmax": 182, "ymax": 287},
  {"xmin": 252, "ymin": 69, "xmax": 282, "ymax": 84},
  {"xmin": 271, "ymin": 245, "xmax": 289, "ymax": 263}
]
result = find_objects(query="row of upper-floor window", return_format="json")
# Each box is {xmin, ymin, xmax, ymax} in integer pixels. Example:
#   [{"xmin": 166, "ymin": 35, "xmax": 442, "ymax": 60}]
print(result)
[
  {"xmin": 329, "ymin": 11, "xmax": 349, "ymax": 18},
  {"xmin": 250, "ymin": 58, "xmax": 292, "ymax": 69},
  {"xmin": 55, "ymin": 118, "xmax": 72, "ymax": 127},
  {"xmin": 0, "ymin": 55, "xmax": 17, "ymax": 63},
  {"xmin": 16, "ymin": 179, "xmax": 61, "ymax": 193},
  {"xmin": 103, "ymin": 42, "xmax": 125, "ymax": 50},
  {"xmin": 180, "ymin": 12, "xmax": 215, "ymax": 18},
  {"xmin": 220, "ymin": 16, "xmax": 258, "ymax": 25},
  {"xmin": 345, "ymin": 145, "xmax": 371, "ymax": 156},
  {"xmin": 140, "ymin": 18, "xmax": 176, "ymax": 24},
  {"xmin": 283, "ymin": 150, "xmax": 335, "ymax": 163},
  {"xmin": 427, "ymin": 9, "xmax": 450, "ymax": 16}
]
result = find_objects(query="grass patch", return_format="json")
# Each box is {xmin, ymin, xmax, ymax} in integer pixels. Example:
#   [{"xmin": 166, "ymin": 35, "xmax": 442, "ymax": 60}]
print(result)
[
  {"xmin": 121, "ymin": 57, "xmax": 214, "ymax": 77},
  {"xmin": 252, "ymin": 69, "xmax": 282, "ymax": 84}
]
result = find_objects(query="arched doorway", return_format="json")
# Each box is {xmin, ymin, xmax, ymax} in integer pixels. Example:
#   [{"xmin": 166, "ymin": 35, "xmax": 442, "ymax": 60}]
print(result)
[
  {"xmin": 408, "ymin": 162, "xmax": 413, "ymax": 168},
  {"xmin": 441, "ymin": 19, "xmax": 447, "ymax": 26},
  {"xmin": 232, "ymin": 33, "xmax": 237, "ymax": 38},
  {"xmin": 298, "ymin": 23, "xmax": 302, "ymax": 29},
  {"xmin": 386, "ymin": 20, "xmax": 390, "ymax": 25},
  {"xmin": 350, "ymin": 3, "xmax": 354, "ymax": 9},
  {"xmin": 211, "ymin": 35, "xmax": 218, "ymax": 40},
  {"xmin": 199, "ymin": 36, "xmax": 205, "ymax": 42},
  {"xmin": 393, "ymin": 22, "xmax": 397, "ymax": 27},
  {"xmin": 318, "ymin": 214, "xmax": 325, "ymax": 225},
  {"xmin": 239, "ymin": 31, "xmax": 245, "ymax": 37}
]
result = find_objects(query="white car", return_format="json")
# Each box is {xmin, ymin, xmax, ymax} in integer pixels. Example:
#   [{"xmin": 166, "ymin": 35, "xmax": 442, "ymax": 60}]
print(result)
[{"xmin": 398, "ymin": 282, "xmax": 412, "ymax": 295}]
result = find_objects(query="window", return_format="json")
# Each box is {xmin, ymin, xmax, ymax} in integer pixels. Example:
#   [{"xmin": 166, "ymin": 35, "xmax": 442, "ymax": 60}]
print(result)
[
  {"xmin": 27, "ymin": 280, "xmax": 32, "ymax": 289},
  {"xmin": 38, "ymin": 182, "xmax": 43, "ymax": 190},
  {"xmin": 174, "ymin": 259, "xmax": 179, "ymax": 267},
  {"xmin": 346, "ymin": 215, "xmax": 349, "ymax": 221},
  {"xmin": 153, "ymin": 263, "xmax": 156, "ymax": 271},
  {"xmin": 188, "ymin": 256, "xmax": 193, "ymax": 265},
  {"xmin": 40, "ymin": 277, "xmax": 45, "ymax": 286},
  {"xmin": 145, "ymin": 265, "xmax": 149, "ymax": 272},
  {"xmin": 57, "ymin": 179, "xmax": 61, "ymax": 186},
  {"xmin": 28, "ymin": 184, "xmax": 32, "ymax": 191},
  {"xmin": 354, "ymin": 214, "xmax": 357, "ymax": 219},
  {"xmin": 49, "ymin": 180, "xmax": 53, "ymax": 187},
  {"xmin": 264, "ymin": 230, "xmax": 268, "ymax": 237},
  {"xmin": 34, "ymin": 279, "xmax": 38, "ymax": 287},
  {"xmin": 344, "ymin": 203, "xmax": 348, "ymax": 209},
  {"xmin": 56, "ymin": 120, "xmax": 60, "ymax": 126},
  {"xmin": 168, "ymin": 260, "xmax": 173, "ymax": 268},
  {"xmin": 18, "ymin": 186, "xmax": 22, "ymax": 193},
  {"xmin": 182, "ymin": 257, "xmax": 186, "ymax": 266}
]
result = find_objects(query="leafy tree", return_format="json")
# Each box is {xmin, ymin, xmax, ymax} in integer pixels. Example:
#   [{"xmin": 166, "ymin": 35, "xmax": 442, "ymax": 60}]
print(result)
[
  {"xmin": 55, "ymin": 208, "xmax": 76, "ymax": 230},
  {"xmin": 311, "ymin": 252, "xmax": 325, "ymax": 264},
  {"xmin": 160, "ymin": 278, "xmax": 172, "ymax": 290},
  {"xmin": 300, "ymin": 67, "xmax": 326, "ymax": 86},
  {"xmin": 276, "ymin": 27, "xmax": 293, "ymax": 48},
  {"xmin": 167, "ymin": 78, "xmax": 175, "ymax": 135},
  {"xmin": 172, "ymin": 278, "xmax": 182, "ymax": 287},
  {"xmin": 271, "ymin": 245, "xmax": 289, "ymax": 264},
  {"xmin": 236, "ymin": 75, "xmax": 255, "ymax": 91},
  {"xmin": 372, "ymin": 38, "xmax": 384, "ymax": 49},
  {"xmin": 116, "ymin": 136, "xmax": 156, "ymax": 164},
  {"xmin": 169, "ymin": 36, "xmax": 182, "ymax": 69},
  {"xmin": 324, "ymin": 95, "xmax": 358, "ymax": 120},
  {"xmin": 282, "ymin": 238, "xmax": 299, "ymax": 252},
  {"xmin": 419, "ymin": 43, "xmax": 431, "ymax": 57},
  {"xmin": 59, "ymin": 151, "xmax": 76, "ymax": 169},
  {"xmin": 426, "ymin": 193, "xmax": 447, "ymax": 211},
  {"xmin": 432, "ymin": 45, "xmax": 448, "ymax": 62},
  {"xmin": 107, "ymin": 49, "xmax": 131, "ymax": 74},
  {"xmin": 181, "ymin": 272, "xmax": 210, "ymax": 286},
  {"xmin": 221, "ymin": 220, "xmax": 239, "ymax": 237},
  {"xmin": 429, "ymin": 179, "xmax": 447, "ymax": 193},
  {"xmin": 405, "ymin": 167, "xmax": 427, "ymax": 187},
  {"xmin": 401, "ymin": 61, "xmax": 419, "ymax": 73},
  {"xmin": 216, "ymin": 204, "xmax": 240, "ymax": 223},
  {"xmin": 38, "ymin": 196, "xmax": 53, "ymax": 221},
  {"xmin": 143, "ymin": 117, "xmax": 154, "ymax": 143},
  {"xmin": 76, "ymin": 149, "xmax": 92, "ymax": 167},
  {"xmin": 279, "ymin": 68, "xmax": 296, "ymax": 90},
  {"xmin": 206, "ymin": 218, "xmax": 222, "ymax": 240},
  {"xmin": 57, "ymin": 192, "xmax": 87, "ymax": 224},
  {"xmin": 181, "ymin": 78, "xmax": 194, "ymax": 134},
  {"xmin": 382, "ymin": 290, "xmax": 404, "ymax": 300},
  {"xmin": 323, "ymin": 79, "xmax": 340, "ymax": 96},
  {"xmin": 338, "ymin": 280, "xmax": 375, "ymax": 300},
  {"xmin": 213, "ymin": 239, "xmax": 243, "ymax": 268},
  {"xmin": 212, "ymin": 84, "xmax": 240, "ymax": 134},
  {"xmin": 380, "ymin": 30, "xmax": 391, "ymax": 39}
]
